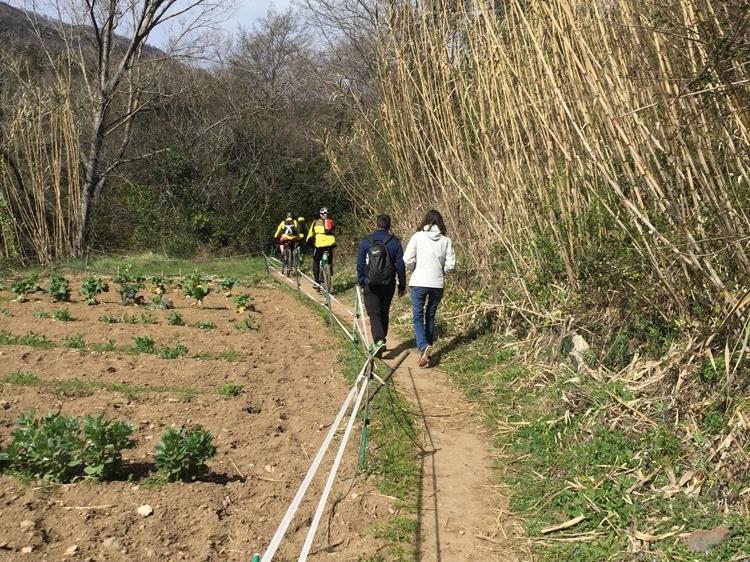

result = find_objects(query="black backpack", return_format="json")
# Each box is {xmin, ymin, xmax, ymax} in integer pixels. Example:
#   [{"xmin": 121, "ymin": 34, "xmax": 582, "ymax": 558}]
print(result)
[{"xmin": 365, "ymin": 235, "xmax": 395, "ymax": 285}]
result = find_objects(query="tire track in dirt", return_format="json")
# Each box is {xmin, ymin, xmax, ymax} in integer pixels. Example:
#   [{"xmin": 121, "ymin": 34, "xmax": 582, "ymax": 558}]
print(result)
[{"xmin": 272, "ymin": 270, "xmax": 529, "ymax": 561}]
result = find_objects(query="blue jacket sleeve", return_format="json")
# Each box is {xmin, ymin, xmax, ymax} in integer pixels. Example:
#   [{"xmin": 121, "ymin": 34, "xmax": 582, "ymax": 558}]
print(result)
[
  {"xmin": 356, "ymin": 238, "xmax": 369, "ymax": 287},
  {"xmin": 391, "ymin": 238, "xmax": 406, "ymax": 290}
]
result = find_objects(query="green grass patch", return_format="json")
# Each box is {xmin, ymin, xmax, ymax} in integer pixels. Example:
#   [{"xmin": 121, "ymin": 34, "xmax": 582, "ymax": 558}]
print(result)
[{"xmin": 439, "ymin": 333, "xmax": 750, "ymax": 561}]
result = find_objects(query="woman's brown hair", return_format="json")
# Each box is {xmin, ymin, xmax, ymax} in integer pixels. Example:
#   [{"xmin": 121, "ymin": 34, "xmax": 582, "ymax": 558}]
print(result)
[{"xmin": 418, "ymin": 210, "xmax": 447, "ymax": 235}]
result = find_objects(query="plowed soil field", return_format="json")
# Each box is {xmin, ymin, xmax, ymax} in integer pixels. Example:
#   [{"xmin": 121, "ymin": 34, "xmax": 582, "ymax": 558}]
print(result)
[{"xmin": 0, "ymin": 279, "xmax": 395, "ymax": 561}]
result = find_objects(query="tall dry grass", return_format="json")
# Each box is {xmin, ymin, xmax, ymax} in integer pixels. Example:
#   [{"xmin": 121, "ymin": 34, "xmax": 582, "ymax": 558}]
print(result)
[
  {"xmin": 0, "ymin": 58, "xmax": 81, "ymax": 264},
  {"xmin": 328, "ymin": 0, "xmax": 750, "ymax": 339}
]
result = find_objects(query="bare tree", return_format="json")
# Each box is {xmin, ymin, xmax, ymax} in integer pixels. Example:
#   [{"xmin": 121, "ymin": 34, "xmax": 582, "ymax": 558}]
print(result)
[{"xmin": 21, "ymin": 0, "xmax": 230, "ymax": 255}]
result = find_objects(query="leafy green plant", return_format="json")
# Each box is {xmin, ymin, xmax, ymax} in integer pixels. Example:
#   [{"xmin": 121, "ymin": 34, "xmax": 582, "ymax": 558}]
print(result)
[
  {"xmin": 699, "ymin": 356, "xmax": 725, "ymax": 384},
  {"xmin": 219, "ymin": 277, "xmax": 238, "ymax": 295},
  {"xmin": 219, "ymin": 383, "xmax": 244, "ymax": 397},
  {"xmin": 81, "ymin": 416, "xmax": 136, "ymax": 479},
  {"xmin": 154, "ymin": 426, "xmax": 217, "ymax": 482},
  {"xmin": 14, "ymin": 331, "xmax": 54, "ymax": 348},
  {"xmin": 65, "ymin": 334, "xmax": 86, "ymax": 349},
  {"xmin": 80, "ymin": 277, "xmax": 109, "ymax": 305},
  {"xmin": 10, "ymin": 275, "xmax": 41, "ymax": 302},
  {"xmin": 113, "ymin": 265, "xmax": 145, "ymax": 305},
  {"xmin": 4, "ymin": 412, "xmax": 83, "ymax": 482},
  {"xmin": 131, "ymin": 335, "xmax": 156, "ymax": 354},
  {"xmin": 33, "ymin": 309, "xmax": 50, "ymax": 319},
  {"xmin": 159, "ymin": 344, "xmax": 189, "ymax": 359},
  {"xmin": 150, "ymin": 295, "xmax": 173, "ymax": 310},
  {"xmin": 52, "ymin": 308, "xmax": 72, "ymax": 322},
  {"xmin": 235, "ymin": 316, "xmax": 254, "ymax": 332},
  {"xmin": 91, "ymin": 339, "xmax": 116, "ymax": 353},
  {"xmin": 47, "ymin": 274, "xmax": 71, "ymax": 302},
  {"xmin": 99, "ymin": 314, "xmax": 119, "ymax": 324},
  {"xmin": 194, "ymin": 321, "xmax": 215, "ymax": 330},
  {"xmin": 1, "ymin": 308, "xmax": 11, "ymax": 317},
  {"xmin": 233, "ymin": 293, "xmax": 254, "ymax": 313},
  {"xmin": 6, "ymin": 371, "xmax": 39, "ymax": 385},
  {"xmin": 182, "ymin": 274, "xmax": 210, "ymax": 307},
  {"xmin": 167, "ymin": 311, "xmax": 184, "ymax": 326},
  {"xmin": 149, "ymin": 275, "xmax": 168, "ymax": 295}
]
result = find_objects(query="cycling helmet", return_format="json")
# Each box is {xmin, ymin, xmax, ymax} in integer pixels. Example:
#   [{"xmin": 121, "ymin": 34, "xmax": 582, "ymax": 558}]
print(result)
[
  {"xmin": 319, "ymin": 207, "xmax": 329, "ymax": 215},
  {"xmin": 297, "ymin": 216, "xmax": 305, "ymax": 222},
  {"xmin": 286, "ymin": 211, "xmax": 293, "ymax": 219}
]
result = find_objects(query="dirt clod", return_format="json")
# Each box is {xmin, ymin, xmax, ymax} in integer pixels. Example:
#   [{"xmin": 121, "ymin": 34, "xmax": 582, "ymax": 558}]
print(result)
[{"xmin": 686, "ymin": 525, "xmax": 731, "ymax": 552}]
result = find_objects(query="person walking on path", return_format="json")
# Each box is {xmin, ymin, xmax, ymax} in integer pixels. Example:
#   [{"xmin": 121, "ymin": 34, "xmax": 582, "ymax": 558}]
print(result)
[
  {"xmin": 357, "ymin": 214, "xmax": 406, "ymax": 354},
  {"xmin": 403, "ymin": 210, "xmax": 456, "ymax": 368}
]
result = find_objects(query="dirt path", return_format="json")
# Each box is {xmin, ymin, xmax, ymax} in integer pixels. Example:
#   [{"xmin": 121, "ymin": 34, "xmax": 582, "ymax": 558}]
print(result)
[{"xmin": 272, "ymin": 270, "xmax": 528, "ymax": 561}]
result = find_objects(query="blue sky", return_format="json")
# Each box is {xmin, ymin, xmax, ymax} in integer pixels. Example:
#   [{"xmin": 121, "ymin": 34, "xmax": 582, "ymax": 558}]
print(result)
[{"xmin": 7, "ymin": 0, "xmax": 294, "ymax": 47}]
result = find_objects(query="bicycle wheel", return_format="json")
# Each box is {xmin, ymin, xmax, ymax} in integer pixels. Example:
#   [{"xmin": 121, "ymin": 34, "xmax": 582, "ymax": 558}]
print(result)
[
  {"xmin": 321, "ymin": 257, "xmax": 332, "ymax": 294},
  {"xmin": 283, "ymin": 246, "xmax": 292, "ymax": 276}
]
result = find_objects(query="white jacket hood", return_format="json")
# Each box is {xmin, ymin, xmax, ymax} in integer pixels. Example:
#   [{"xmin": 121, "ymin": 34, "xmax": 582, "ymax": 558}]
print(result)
[{"xmin": 423, "ymin": 225, "xmax": 444, "ymax": 241}]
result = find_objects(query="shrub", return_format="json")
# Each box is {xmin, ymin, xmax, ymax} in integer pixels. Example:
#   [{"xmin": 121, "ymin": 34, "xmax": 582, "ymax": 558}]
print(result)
[
  {"xmin": 132, "ymin": 335, "xmax": 156, "ymax": 354},
  {"xmin": 159, "ymin": 344, "xmax": 189, "ymax": 359},
  {"xmin": 219, "ymin": 277, "xmax": 238, "ymax": 295},
  {"xmin": 220, "ymin": 383, "xmax": 244, "ymax": 397},
  {"xmin": 33, "ymin": 310, "xmax": 50, "ymax": 319},
  {"xmin": 149, "ymin": 275, "xmax": 168, "ymax": 295},
  {"xmin": 47, "ymin": 274, "xmax": 71, "ymax": 302},
  {"xmin": 80, "ymin": 277, "xmax": 109, "ymax": 305},
  {"xmin": 168, "ymin": 311, "xmax": 184, "ymax": 326},
  {"xmin": 10, "ymin": 275, "xmax": 41, "ymax": 302},
  {"xmin": 233, "ymin": 294, "xmax": 254, "ymax": 313},
  {"xmin": 4, "ymin": 412, "xmax": 83, "ymax": 482},
  {"xmin": 52, "ymin": 308, "xmax": 72, "ymax": 321},
  {"xmin": 194, "ymin": 321, "xmax": 215, "ymax": 330},
  {"xmin": 235, "ymin": 316, "xmax": 254, "ymax": 332},
  {"xmin": 182, "ymin": 273, "xmax": 210, "ymax": 306},
  {"xmin": 150, "ymin": 295, "xmax": 173, "ymax": 310},
  {"xmin": 99, "ymin": 314, "xmax": 119, "ymax": 324},
  {"xmin": 81, "ymin": 416, "xmax": 136, "ymax": 479},
  {"xmin": 154, "ymin": 426, "xmax": 217, "ymax": 481},
  {"xmin": 114, "ymin": 266, "xmax": 145, "ymax": 306},
  {"xmin": 64, "ymin": 334, "xmax": 86, "ymax": 349}
]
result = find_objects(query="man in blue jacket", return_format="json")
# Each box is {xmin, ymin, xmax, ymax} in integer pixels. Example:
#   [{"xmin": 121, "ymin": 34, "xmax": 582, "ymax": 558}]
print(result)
[{"xmin": 357, "ymin": 214, "xmax": 406, "ymax": 354}]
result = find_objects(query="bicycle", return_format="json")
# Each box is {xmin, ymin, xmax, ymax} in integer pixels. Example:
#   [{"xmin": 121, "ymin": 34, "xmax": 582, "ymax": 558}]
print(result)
[
  {"xmin": 320, "ymin": 248, "xmax": 332, "ymax": 294},
  {"xmin": 281, "ymin": 239, "xmax": 297, "ymax": 277}
]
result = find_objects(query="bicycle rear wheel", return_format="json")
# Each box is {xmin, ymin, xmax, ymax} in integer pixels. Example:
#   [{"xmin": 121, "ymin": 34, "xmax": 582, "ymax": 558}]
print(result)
[
  {"xmin": 283, "ymin": 246, "xmax": 292, "ymax": 276},
  {"xmin": 321, "ymin": 258, "xmax": 332, "ymax": 294}
]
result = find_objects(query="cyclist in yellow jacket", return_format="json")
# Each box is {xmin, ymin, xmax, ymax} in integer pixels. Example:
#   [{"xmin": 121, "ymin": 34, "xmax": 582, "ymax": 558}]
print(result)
[
  {"xmin": 306, "ymin": 207, "xmax": 336, "ymax": 290},
  {"xmin": 274, "ymin": 212, "xmax": 299, "ymax": 258}
]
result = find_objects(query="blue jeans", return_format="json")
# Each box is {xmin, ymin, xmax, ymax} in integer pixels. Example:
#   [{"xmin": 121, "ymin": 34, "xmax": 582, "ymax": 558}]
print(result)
[{"xmin": 411, "ymin": 287, "xmax": 444, "ymax": 353}]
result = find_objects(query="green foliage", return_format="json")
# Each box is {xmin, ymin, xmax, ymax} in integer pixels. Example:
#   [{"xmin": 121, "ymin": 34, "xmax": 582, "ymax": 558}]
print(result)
[
  {"xmin": 219, "ymin": 277, "xmax": 238, "ymax": 293},
  {"xmin": 233, "ymin": 293, "xmax": 254, "ymax": 312},
  {"xmin": 98, "ymin": 314, "xmax": 119, "ymax": 323},
  {"xmin": 194, "ymin": 321, "xmax": 215, "ymax": 330},
  {"xmin": 154, "ymin": 426, "xmax": 217, "ymax": 482},
  {"xmin": 0, "ymin": 330, "xmax": 54, "ymax": 349},
  {"xmin": 80, "ymin": 277, "xmax": 109, "ymax": 305},
  {"xmin": 150, "ymin": 295, "xmax": 173, "ymax": 309},
  {"xmin": 149, "ymin": 275, "xmax": 168, "ymax": 295},
  {"xmin": 700, "ymin": 356, "xmax": 726, "ymax": 384},
  {"xmin": 219, "ymin": 383, "xmax": 243, "ymax": 397},
  {"xmin": 167, "ymin": 311, "xmax": 184, "ymax": 326},
  {"xmin": 1, "ymin": 308, "xmax": 11, "ymax": 317},
  {"xmin": 91, "ymin": 339, "xmax": 116, "ymax": 352},
  {"xmin": 47, "ymin": 274, "xmax": 71, "ymax": 302},
  {"xmin": 32, "ymin": 309, "xmax": 50, "ymax": 319},
  {"xmin": 10, "ymin": 275, "xmax": 41, "ymax": 302},
  {"xmin": 159, "ymin": 344, "xmax": 189, "ymax": 359},
  {"xmin": 81, "ymin": 416, "xmax": 136, "ymax": 479},
  {"xmin": 5, "ymin": 371, "xmax": 38, "ymax": 385},
  {"xmin": 64, "ymin": 334, "xmax": 86, "ymax": 349},
  {"xmin": 181, "ymin": 273, "xmax": 210, "ymax": 305},
  {"xmin": 131, "ymin": 335, "xmax": 156, "ymax": 354},
  {"xmin": 4, "ymin": 412, "xmax": 83, "ymax": 482},
  {"xmin": 52, "ymin": 307, "xmax": 72, "ymax": 321},
  {"xmin": 235, "ymin": 316, "xmax": 254, "ymax": 332},
  {"xmin": 114, "ymin": 265, "xmax": 146, "ymax": 306}
]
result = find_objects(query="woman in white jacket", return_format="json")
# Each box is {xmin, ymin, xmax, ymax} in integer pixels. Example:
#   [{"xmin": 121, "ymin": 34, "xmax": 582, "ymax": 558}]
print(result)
[{"xmin": 403, "ymin": 210, "xmax": 456, "ymax": 368}]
